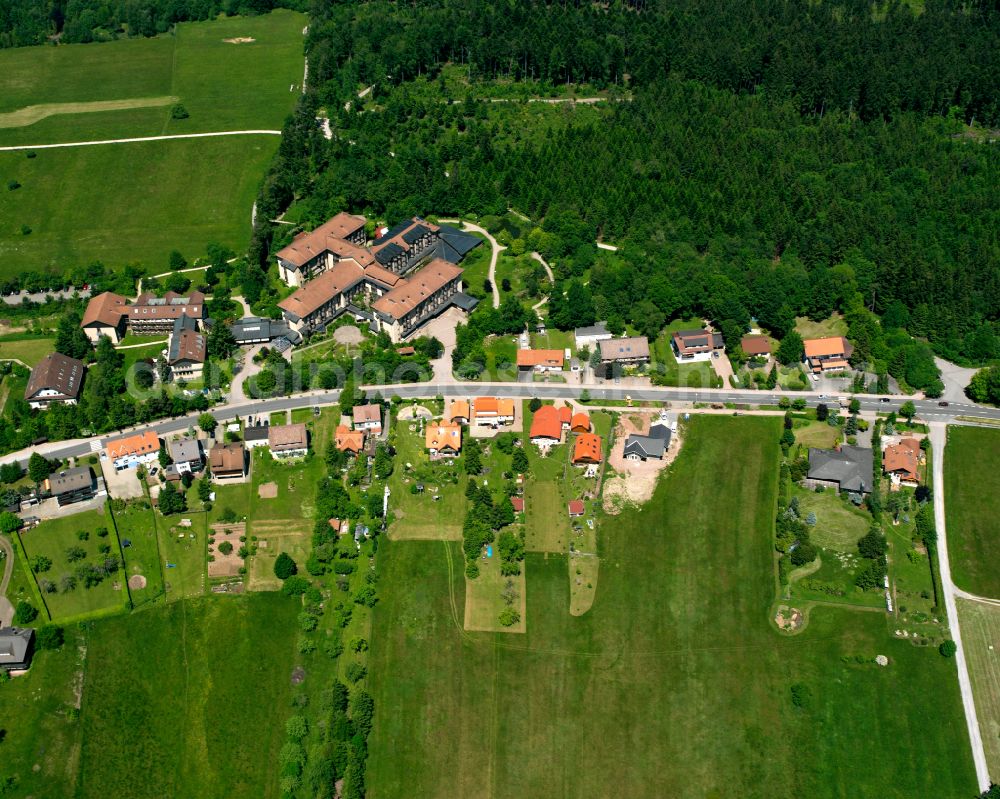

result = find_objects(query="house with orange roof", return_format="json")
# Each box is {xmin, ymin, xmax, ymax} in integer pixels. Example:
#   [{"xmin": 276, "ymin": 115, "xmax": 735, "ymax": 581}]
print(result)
[
  {"xmin": 516, "ymin": 349, "xmax": 564, "ymax": 372},
  {"xmin": 335, "ymin": 425, "xmax": 366, "ymax": 455},
  {"xmin": 572, "ymin": 433, "xmax": 603, "ymax": 465},
  {"xmin": 568, "ymin": 500, "xmax": 585, "ymax": 518},
  {"xmin": 447, "ymin": 399, "xmax": 470, "ymax": 425},
  {"xmin": 883, "ymin": 438, "xmax": 921, "ymax": 485},
  {"xmin": 105, "ymin": 430, "xmax": 160, "ymax": 471},
  {"xmin": 570, "ymin": 412, "xmax": 591, "ymax": 433},
  {"xmin": 529, "ymin": 405, "xmax": 562, "ymax": 444},
  {"xmin": 804, "ymin": 336, "xmax": 854, "ymax": 373},
  {"xmin": 426, "ymin": 422, "xmax": 463, "ymax": 456},
  {"xmin": 558, "ymin": 406, "xmax": 572, "ymax": 429},
  {"xmin": 472, "ymin": 397, "xmax": 515, "ymax": 427}
]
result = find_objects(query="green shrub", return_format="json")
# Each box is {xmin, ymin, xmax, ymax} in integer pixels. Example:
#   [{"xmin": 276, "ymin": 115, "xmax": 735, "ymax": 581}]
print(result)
[{"xmin": 939, "ymin": 640, "xmax": 957, "ymax": 658}]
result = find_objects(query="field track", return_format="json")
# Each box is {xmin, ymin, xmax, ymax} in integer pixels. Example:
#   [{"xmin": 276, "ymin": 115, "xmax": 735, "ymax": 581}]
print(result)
[
  {"xmin": 0, "ymin": 96, "xmax": 178, "ymax": 128},
  {"xmin": 0, "ymin": 129, "xmax": 281, "ymax": 151}
]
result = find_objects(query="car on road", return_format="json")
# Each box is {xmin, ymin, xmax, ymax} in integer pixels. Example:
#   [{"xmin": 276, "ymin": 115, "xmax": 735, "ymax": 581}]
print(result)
[
  {"xmin": 879, "ymin": 397, "xmax": 891, "ymax": 403},
  {"xmin": 938, "ymin": 401, "xmax": 950, "ymax": 407}
]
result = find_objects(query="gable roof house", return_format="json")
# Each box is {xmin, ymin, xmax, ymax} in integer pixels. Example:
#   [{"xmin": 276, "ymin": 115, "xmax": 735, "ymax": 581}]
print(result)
[
  {"xmin": 44, "ymin": 466, "xmax": 97, "ymax": 506},
  {"xmin": 244, "ymin": 423, "xmax": 271, "ymax": 449},
  {"xmin": 574, "ymin": 322, "xmax": 612, "ymax": 349},
  {"xmin": 558, "ymin": 406, "xmax": 572, "ymax": 429},
  {"xmin": 472, "ymin": 397, "xmax": 515, "ymax": 427},
  {"xmin": 807, "ymin": 445, "xmax": 874, "ymax": 495},
  {"xmin": 740, "ymin": 335, "xmax": 772, "ymax": 358},
  {"xmin": 529, "ymin": 405, "xmax": 562, "ymax": 444},
  {"xmin": 268, "ymin": 423, "xmax": 309, "ymax": 458},
  {"xmin": 600, "ymin": 336, "xmax": 650, "ymax": 365},
  {"xmin": 671, "ymin": 329, "xmax": 725, "ymax": 362},
  {"xmin": 105, "ymin": 430, "xmax": 160, "ymax": 471},
  {"xmin": 25, "ymin": 352, "xmax": 85, "ymax": 409},
  {"xmin": 81, "ymin": 291, "xmax": 128, "ymax": 343},
  {"xmin": 353, "ymin": 404, "xmax": 383, "ymax": 433},
  {"xmin": 623, "ymin": 422, "xmax": 672, "ymax": 461},
  {"xmin": 335, "ymin": 425, "xmax": 366, "ymax": 454},
  {"xmin": 447, "ymin": 399, "xmax": 470, "ymax": 425},
  {"xmin": 567, "ymin": 500, "xmax": 585, "ymax": 518},
  {"xmin": 167, "ymin": 315, "xmax": 206, "ymax": 381},
  {"xmin": 573, "ymin": 433, "xmax": 603, "ymax": 465},
  {"xmin": 517, "ymin": 349, "xmax": 564, "ymax": 372},
  {"xmin": 570, "ymin": 413, "xmax": 592, "ymax": 433},
  {"xmin": 371, "ymin": 258, "xmax": 464, "ymax": 343},
  {"xmin": 168, "ymin": 438, "xmax": 203, "ymax": 473},
  {"xmin": 276, "ymin": 212, "xmax": 369, "ymax": 286},
  {"xmin": 425, "ymin": 422, "xmax": 462, "ymax": 456},
  {"xmin": 804, "ymin": 336, "xmax": 853, "ymax": 373},
  {"xmin": 209, "ymin": 442, "xmax": 246, "ymax": 480},
  {"xmin": 883, "ymin": 438, "xmax": 921, "ymax": 485},
  {"xmin": 0, "ymin": 627, "xmax": 35, "ymax": 672}
]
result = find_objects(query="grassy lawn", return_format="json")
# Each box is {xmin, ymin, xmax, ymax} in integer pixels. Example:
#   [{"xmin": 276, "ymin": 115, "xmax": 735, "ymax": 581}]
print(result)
[
  {"xmin": 792, "ymin": 485, "xmax": 870, "ymax": 551},
  {"xmin": 75, "ymin": 594, "xmax": 299, "ymax": 799},
  {"xmin": 455, "ymin": 238, "xmax": 492, "ymax": 300},
  {"xmin": 464, "ymin": 550, "xmax": 526, "ymax": 633},
  {"xmin": 794, "ymin": 313, "xmax": 848, "ymax": 340},
  {"xmin": 0, "ymin": 11, "xmax": 305, "ymax": 275},
  {"xmin": 792, "ymin": 418, "xmax": 841, "ymax": 449},
  {"xmin": 19, "ymin": 507, "xmax": 127, "ymax": 621},
  {"xmin": 530, "ymin": 327, "xmax": 573, "ymax": 353},
  {"xmin": 367, "ymin": 416, "xmax": 977, "ymax": 798},
  {"xmin": 945, "ymin": 426, "xmax": 1000, "ymax": 597},
  {"xmin": 109, "ymin": 498, "xmax": 166, "ymax": 608},
  {"xmin": 0, "ymin": 335, "xmax": 57, "ymax": 366},
  {"xmin": 156, "ymin": 506, "xmax": 207, "ymax": 601},
  {"xmin": 958, "ymin": 598, "xmax": 1000, "ymax": 777},
  {"xmin": 650, "ymin": 318, "xmax": 719, "ymax": 388}
]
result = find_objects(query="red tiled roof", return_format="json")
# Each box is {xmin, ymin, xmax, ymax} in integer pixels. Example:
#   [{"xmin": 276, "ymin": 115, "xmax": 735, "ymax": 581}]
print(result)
[
  {"xmin": 529, "ymin": 406, "xmax": 561, "ymax": 441},
  {"xmin": 570, "ymin": 413, "xmax": 591, "ymax": 432},
  {"xmin": 572, "ymin": 433, "xmax": 602, "ymax": 464},
  {"xmin": 740, "ymin": 335, "xmax": 771, "ymax": 356},
  {"xmin": 371, "ymin": 259, "xmax": 462, "ymax": 320},
  {"xmin": 275, "ymin": 212, "xmax": 368, "ymax": 267},
  {"xmin": 517, "ymin": 349, "xmax": 564, "ymax": 368},
  {"xmin": 511, "ymin": 497, "xmax": 524, "ymax": 513},
  {"xmin": 81, "ymin": 291, "xmax": 127, "ymax": 328},
  {"xmin": 568, "ymin": 500, "xmax": 585, "ymax": 516}
]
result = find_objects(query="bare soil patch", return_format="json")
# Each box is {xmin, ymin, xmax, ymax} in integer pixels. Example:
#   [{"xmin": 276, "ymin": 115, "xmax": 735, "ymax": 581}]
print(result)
[
  {"xmin": 127, "ymin": 574, "xmax": 148, "ymax": 590},
  {"xmin": 223, "ymin": 36, "xmax": 256, "ymax": 43},
  {"xmin": 257, "ymin": 481, "xmax": 278, "ymax": 499},
  {"xmin": 603, "ymin": 414, "xmax": 682, "ymax": 514},
  {"xmin": 208, "ymin": 522, "xmax": 245, "ymax": 578},
  {"xmin": 333, "ymin": 325, "xmax": 364, "ymax": 345},
  {"xmin": 774, "ymin": 604, "xmax": 805, "ymax": 633}
]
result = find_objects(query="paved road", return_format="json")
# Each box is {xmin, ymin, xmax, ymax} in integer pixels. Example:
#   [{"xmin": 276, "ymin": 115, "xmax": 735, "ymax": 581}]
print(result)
[
  {"xmin": 0, "ymin": 130, "xmax": 282, "ymax": 152},
  {"xmin": 930, "ymin": 422, "xmax": 991, "ymax": 792},
  {"xmin": 0, "ymin": 535, "xmax": 13, "ymax": 627},
  {"xmin": 2, "ymin": 380, "xmax": 998, "ymax": 469}
]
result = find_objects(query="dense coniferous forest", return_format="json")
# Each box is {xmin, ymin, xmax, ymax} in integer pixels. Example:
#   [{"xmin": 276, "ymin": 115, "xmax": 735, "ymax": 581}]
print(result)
[{"xmin": 248, "ymin": 0, "xmax": 1000, "ymax": 369}]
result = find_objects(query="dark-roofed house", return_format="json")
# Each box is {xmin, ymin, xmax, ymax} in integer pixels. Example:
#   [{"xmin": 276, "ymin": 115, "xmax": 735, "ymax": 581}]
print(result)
[
  {"xmin": 44, "ymin": 466, "xmax": 96, "ymax": 506},
  {"xmin": 269, "ymin": 423, "xmax": 309, "ymax": 458},
  {"xmin": 436, "ymin": 224, "xmax": 483, "ymax": 263},
  {"xmin": 230, "ymin": 317, "xmax": 302, "ymax": 346},
  {"xmin": 600, "ymin": 336, "xmax": 650, "ymax": 365},
  {"xmin": 244, "ymin": 423, "xmax": 270, "ymax": 450},
  {"xmin": 0, "ymin": 627, "xmax": 34, "ymax": 672},
  {"xmin": 167, "ymin": 315, "xmax": 206, "ymax": 381},
  {"xmin": 574, "ymin": 322, "xmax": 612, "ymax": 349},
  {"xmin": 623, "ymin": 422, "xmax": 672, "ymax": 461},
  {"xmin": 672, "ymin": 328, "xmax": 725, "ymax": 362},
  {"xmin": 168, "ymin": 438, "xmax": 203, "ymax": 474},
  {"xmin": 806, "ymin": 445, "xmax": 874, "ymax": 495},
  {"xmin": 25, "ymin": 352, "xmax": 85, "ymax": 409},
  {"xmin": 81, "ymin": 291, "xmax": 128, "ymax": 343},
  {"xmin": 210, "ymin": 442, "xmax": 246, "ymax": 480}
]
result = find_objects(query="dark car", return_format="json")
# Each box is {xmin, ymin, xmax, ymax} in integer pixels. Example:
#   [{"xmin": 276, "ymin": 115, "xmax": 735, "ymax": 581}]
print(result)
[
  {"xmin": 938, "ymin": 401, "xmax": 950, "ymax": 407},
  {"xmin": 879, "ymin": 398, "xmax": 891, "ymax": 403}
]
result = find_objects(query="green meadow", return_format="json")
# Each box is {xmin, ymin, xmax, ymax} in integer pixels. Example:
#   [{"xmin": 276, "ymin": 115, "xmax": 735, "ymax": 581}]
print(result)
[{"xmin": 366, "ymin": 416, "xmax": 977, "ymax": 798}]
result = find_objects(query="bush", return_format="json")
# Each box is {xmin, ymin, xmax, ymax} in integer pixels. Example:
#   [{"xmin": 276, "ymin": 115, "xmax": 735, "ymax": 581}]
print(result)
[
  {"xmin": 171, "ymin": 104, "xmax": 189, "ymax": 120},
  {"xmin": 218, "ymin": 541, "xmax": 233, "ymax": 555},
  {"xmin": 274, "ymin": 552, "xmax": 297, "ymax": 580},
  {"xmin": 36, "ymin": 624, "xmax": 64, "ymax": 650},
  {"xmin": 13, "ymin": 601, "xmax": 38, "ymax": 625},
  {"xmin": 345, "ymin": 662, "xmax": 366, "ymax": 683},
  {"xmin": 281, "ymin": 575, "xmax": 310, "ymax": 596},
  {"xmin": 499, "ymin": 608, "xmax": 520, "ymax": 627},
  {"xmin": 939, "ymin": 640, "xmax": 957, "ymax": 658}
]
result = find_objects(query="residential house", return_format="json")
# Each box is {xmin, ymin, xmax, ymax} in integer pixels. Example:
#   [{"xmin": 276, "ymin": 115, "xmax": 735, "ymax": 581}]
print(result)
[
  {"xmin": 671, "ymin": 329, "xmax": 725, "ymax": 362},
  {"xmin": 806, "ymin": 445, "xmax": 874, "ymax": 495},
  {"xmin": 446, "ymin": 400, "xmax": 470, "ymax": 425},
  {"xmin": 24, "ymin": 352, "xmax": 85, "ymax": 409},
  {"xmin": 168, "ymin": 438, "xmax": 203, "ymax": 474},
  {"xmin": 803, "ymin": 336, "xmax": 853, "ymax": 374},
  {"xmin": 44, "ymin": 466, "xmax": 97, "ymax": 506},
  {"xmin": 883, "ymin": 438, "xmax": 921, "ymax": 486},
  {"xmin": 472, "ymin": 397, "xmax": 515, "ymax": 427},
  {"xmin": 396, "ymin": 345, "xmax": 416, "ymax": 356},
  {"xmin": 126, "ymin": 291, "xmax": 206, "ymax": 335},
  {"xmin": 599, "ymin": 336, "xmax": 650, "ymax": 365},
  {"xmin": 268, "ymin": 423, "xmax": 309, "ymax": 458},
  {"xmin": 335, "ymin": 425, "xmax": 366, "ymax": 455},
  {"xmin": 570, "ymin": 413, "xmax": 591, "ymax": 433},
  {"xmin": 516, "ymin": 349, "xmax": 564, "ymax": 372},
  {"xmin": 511, "ymin": 497, "xmax": 524, "ymax": 513},
  {"xmin": 81, "ymin": 291, "xmax": 128, "ymax": 343},
  {"xmin": 574, "ymin": 322, "xmax": 612, "ymax": 349},
  {"xmin": 740, "ymin": 335, "xmax": 772, "ymax": 359},
  {"xmin": 425, "ymin": 422, "xmax": 462, "ymax": 456},
  {"xmin": 244, "ymin": 424, "xmax": 270, "ymax": 450},
  {"xmin": 567, "ymin": 500, "xmax": 585, "ymax": 518},
  {"xmin": 558, "ymin": 406, "xmax": 572, "ymax": 429},
  {"xmin": 167, "ymin": 315, "xmax": 206, "ymax": 381},
  {"xmin": 572, "ymin": 433, "xmax": 603, "ymax": 465},
  {"xmin": 329, "ymin": 518, "xmax": 350, "ymax": 536},
  {"xmin": 623, "ymin": 422, "xmax": 672, "ymax": 461},
  {"xmin": 0, "ymin": 627, "xmax": 35, "ymax": 671},
  {"xmin": 209, "ymin": 442, "xmax": 246, "ymax": 480},
  {"xmin": 529, "ymin": 405, "xmax": 562, "ymax": 444},
  {"xmin": 105, "ymin": 430, "xmax": 160, "ymax": 471},
  {"xmin": 353, "ymin": 404, "xmax": 383, "ymax": 434}
]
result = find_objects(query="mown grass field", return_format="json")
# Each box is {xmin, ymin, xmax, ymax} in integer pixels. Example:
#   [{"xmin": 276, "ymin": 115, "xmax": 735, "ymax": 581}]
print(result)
[
  {"xmin": 0, "ymin": 334, "xmax": 57, "ymax": 366},
  {"xmin": 945, "ymin": 426, "xmax": 1000, "ymax": 597},
  {"xmin": 957, "ymin": 598, "xmax": 1000, "ymax": 777},
  {"xmin": 0, "ymin": 10, "xmax": 305, "ymax": 275},
  {"xmin": 367, "ymin": 416, "xmax": 977, "ymax": 798},
  {"xmin": 74, "ymin": 594, "xmax": 299, "ymax": 799}
]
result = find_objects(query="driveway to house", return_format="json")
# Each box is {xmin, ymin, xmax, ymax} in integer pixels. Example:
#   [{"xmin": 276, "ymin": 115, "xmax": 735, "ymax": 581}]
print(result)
[
  {"xmin": 438, "ymin": 219, "xmax": 504, "ymax": 309},
  {"xmin": 935, "ymin": 357, "xmax": 979, "ymax": 404},
  {"xmin": 0, "ymin": 535, "xmax": 13, "ymax": 627},
  {"xmin": 421, "ymin": 307, "xmax": 464, "ymax": 385},
  {"xmin": 229, "ymin": 343, "xmax": 271, "ymax": 404},
  {"xmin": 929, "ymin": 421, "xmax": 991, "ymax": 792}
]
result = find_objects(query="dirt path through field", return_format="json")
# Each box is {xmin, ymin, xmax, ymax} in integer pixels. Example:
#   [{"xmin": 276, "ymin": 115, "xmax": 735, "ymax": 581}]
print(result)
[
  {"xmin": 0, "ymin": 535, "xmax": 13, "ymax": 626},
  {"xmin": 0, "ymin": 96, "xmax": 179, "ymax": 128}
]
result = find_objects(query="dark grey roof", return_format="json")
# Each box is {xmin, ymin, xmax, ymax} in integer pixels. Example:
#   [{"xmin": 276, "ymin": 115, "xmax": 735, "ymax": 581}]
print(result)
[
  {"xmin": 168, "ymin": 438, "xmax": 202, "ymax": 464},
  {"xmin": 374, "ymin": 242, "xmax": 404, "ymax": 265},
  {"xmin": 244, "ymin": 424, "xmax": 270, "ymax": 441},
  {"xmin": 647, "ymin": 422, "xmax": 671, "ymax": 440},
  {"xmin": 624, "ymin": 425, "xmax": 671, "ymax": 459},
  {"xmin": 48, "ymin": 466, "xmax": 94, "ymax": 496},
  {"xmin": 401, "ymin": 224, "xmax": 431, "ymax": 245},
  {"xmin": 0, "ymin": 627, "xmax": 34, "ymax": 669},
  {"xmin": 575, "ymin": 322, "xmax": 610, "ymax": 338},
  {"xmin": 808, "ymin": 446, "xmax": 874, "ymax": 493},
  {"xmin": 451, "ymin": 292, "xmax": 479, "ymax": 312},
  {"xmin": 230, "ymin": 316, "xmax": 299, "ymax": 344},
  {"xmin": 436, "ymin": 225, "xmax": 482, "ymax": 263}
]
